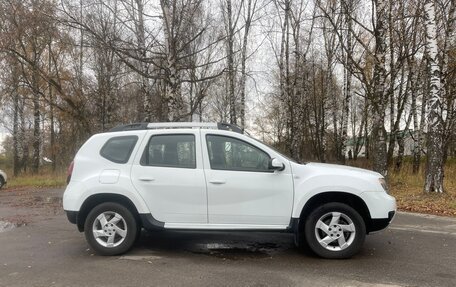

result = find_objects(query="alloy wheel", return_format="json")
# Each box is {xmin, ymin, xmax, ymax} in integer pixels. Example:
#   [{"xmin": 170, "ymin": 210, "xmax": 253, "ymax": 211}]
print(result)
[
  {"xmin": 314, "ymin": 211, "xmax": 356, "ymax": 251},
  {"xmin": 92, "ymin": 211, "xmax": 128, "ymax": 248}
]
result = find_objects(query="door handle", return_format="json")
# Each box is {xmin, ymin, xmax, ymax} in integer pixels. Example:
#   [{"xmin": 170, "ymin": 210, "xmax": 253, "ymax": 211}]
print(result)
[
  {"xmin": 139, "ymin": 177, "xmax": 155, "ymax": 182},
  {"xmin": 209, "ymin": 179, "xmax": 226, "ymax": 184}
]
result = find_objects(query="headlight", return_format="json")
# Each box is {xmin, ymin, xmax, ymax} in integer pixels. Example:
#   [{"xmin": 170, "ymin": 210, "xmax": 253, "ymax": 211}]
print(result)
[{"xmin": 379, "ymin": 178, "xmax": 389, "ymax": 193}]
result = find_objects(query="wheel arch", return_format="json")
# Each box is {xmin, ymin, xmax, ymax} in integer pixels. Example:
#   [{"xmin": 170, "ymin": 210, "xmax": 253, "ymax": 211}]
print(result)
[
  {"xmin": 297, "ymin": 192, "xmax": 374, "ymax": 234},
  {"xmin": 77, "ymin": 193, "xmax": 140, "ymax": 232}
]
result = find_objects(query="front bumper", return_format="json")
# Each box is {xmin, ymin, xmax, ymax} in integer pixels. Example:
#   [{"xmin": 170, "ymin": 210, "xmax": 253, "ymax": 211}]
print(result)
[{"xmin": 368, "ymin": 210, "xmax": 395, "ymax": 233}]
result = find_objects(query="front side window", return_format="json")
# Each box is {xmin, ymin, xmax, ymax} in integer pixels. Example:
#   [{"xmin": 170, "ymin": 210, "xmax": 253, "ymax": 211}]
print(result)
[
  {"xmin": 141, "ymin": 134, "xmax": 196, "ymax": 168},
  {"xmin": 100, "ymin": 136, "xmax": 138, "ymax": 164},
  {"xmin": 206, "ymin": 135, "xmax": 270, "ymax": 172}
]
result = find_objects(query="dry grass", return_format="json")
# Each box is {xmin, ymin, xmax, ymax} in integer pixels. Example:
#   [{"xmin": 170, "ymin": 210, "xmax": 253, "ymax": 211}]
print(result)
[
  {"xmin": 388, "ymin": 163, "xmax": 456, "ymax": 217},
  {"xmin": 347, "ymin": 158, "xmax": 456, "ymax": 216},
  {"xmin": 3, "ymin": 169, "xmax": 66, "ymax": 189}
]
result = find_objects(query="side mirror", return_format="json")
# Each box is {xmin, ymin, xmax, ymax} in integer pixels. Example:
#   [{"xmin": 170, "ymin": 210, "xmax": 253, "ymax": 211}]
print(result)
[{"xmin": 269, "ymin": 158, "xmax": 285, "ymax": 171}]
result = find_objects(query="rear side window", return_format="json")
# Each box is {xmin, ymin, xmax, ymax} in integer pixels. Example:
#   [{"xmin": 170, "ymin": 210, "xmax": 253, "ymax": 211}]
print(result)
[
  {"xmin": 100, "ymin": 136, "xmax": 138, "ymax": 164},
  {"xmin": 141, "ymin": 134, "xmax": 196, "ymax": 168}
]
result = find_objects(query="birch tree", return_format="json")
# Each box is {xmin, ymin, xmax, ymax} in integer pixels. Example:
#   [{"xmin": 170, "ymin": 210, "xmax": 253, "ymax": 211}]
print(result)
[
  {"xmin": 370, "ymin": 0, "xmax": 388, "ymax": 176},
  {"xmin": 423, "ymin": 0, "xmax": 445, "ymax": 193},
  {"xmin": 223, "ymin": 0, "xmax": 239, "ymax": 125},
  {"xmin": 239, "ymin": 0, "xmax": 258, "ymax": 130}
]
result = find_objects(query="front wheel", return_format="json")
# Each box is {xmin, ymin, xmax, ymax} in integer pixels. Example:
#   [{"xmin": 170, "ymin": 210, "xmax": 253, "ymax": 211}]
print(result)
[
  {"xmin": 304, "ymin": 202, "xmax": 366, "ymax": 259},
  {"xmin": 84, "ymin": 202, "xmax": 138, "ymax": 256}
]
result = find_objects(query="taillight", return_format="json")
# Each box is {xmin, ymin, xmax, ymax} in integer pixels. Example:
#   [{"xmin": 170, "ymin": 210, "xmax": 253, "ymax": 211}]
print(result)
[{"xmin": 67, "ymin": 161, "xmax": 74, "ymax": 184}]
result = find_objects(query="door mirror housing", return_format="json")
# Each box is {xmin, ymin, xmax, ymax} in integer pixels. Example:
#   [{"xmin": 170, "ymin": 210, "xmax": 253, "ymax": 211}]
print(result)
[{"xmin": 269, "ymin": 158, "xmax": 285, "ymax": 171}]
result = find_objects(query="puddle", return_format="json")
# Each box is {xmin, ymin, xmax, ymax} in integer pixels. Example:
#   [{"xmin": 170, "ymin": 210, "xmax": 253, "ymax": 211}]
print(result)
[
  {"xmin": 192, "ymin": 242, "xmax": 280, "ymax": 260},
  {"xmin": 119, "ymin": 254, "xmax": 162, "ymax": 261}
]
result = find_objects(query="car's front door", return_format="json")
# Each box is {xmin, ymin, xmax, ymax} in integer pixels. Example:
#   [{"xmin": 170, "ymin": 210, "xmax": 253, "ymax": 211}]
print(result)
[
  {"xmin": 131, "ymin": 130, "xmax": 207, "ymax": 223},
  {"xmin": 201, "ymin": 131, "xmax": 294, "ymax": 226}
]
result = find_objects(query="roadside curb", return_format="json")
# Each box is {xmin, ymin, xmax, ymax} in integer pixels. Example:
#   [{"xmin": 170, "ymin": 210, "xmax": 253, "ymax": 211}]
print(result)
[{"xmin": 397, "ymin": 211, "xmax": 456, "ymax": 221}]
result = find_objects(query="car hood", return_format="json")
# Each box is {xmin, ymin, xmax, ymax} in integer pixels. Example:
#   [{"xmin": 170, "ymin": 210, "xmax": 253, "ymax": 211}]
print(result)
[
  {"xmin": 289, "ymin": 162, "xmax": 383, "ymax": 182},
  {"xmin": 303, "ymin": 162, "xmax": 382, "ymax": 177}
]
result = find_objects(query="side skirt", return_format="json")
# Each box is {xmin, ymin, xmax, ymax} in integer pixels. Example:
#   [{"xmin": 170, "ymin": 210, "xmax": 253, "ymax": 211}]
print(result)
[{"xmin": 139, "ymin": 213, "xmax": 296, "ymax": 233}]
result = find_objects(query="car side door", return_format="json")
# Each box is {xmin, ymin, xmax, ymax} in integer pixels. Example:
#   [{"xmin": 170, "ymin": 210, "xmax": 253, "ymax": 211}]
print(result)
[
  {"xmin": 130, "ymin": 130, "xmax": 207, "ymax": 224},
  {"xmin": 201, "ymin": 131, "xmax": 294, "ymax": 227}
]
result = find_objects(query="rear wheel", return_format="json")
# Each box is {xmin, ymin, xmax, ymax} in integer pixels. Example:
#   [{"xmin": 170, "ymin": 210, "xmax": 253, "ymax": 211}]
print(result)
[
  {"xmin": 0, "ymin": 176, "xmax": 4, "ymax": 189},
  {"xmin": 304, "ymin": 202, "xmax": 366, "ymax": 259},
  {"xmin": 84, "ymin": 202, "xmax": 138, "ymax": 256}
]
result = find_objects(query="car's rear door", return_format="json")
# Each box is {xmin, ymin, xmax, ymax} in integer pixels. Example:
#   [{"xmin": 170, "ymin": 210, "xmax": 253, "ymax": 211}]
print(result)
[{"xmin": 131, "ymin": 129, "xmax": 207, "ymax": 223}]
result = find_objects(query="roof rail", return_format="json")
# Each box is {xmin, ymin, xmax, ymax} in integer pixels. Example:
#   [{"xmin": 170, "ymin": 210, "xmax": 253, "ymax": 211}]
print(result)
[
  {"xmin": 108, "ymin": 122, "xmax": 243, "ymax": 134},
  {"xmin": 109, "ymin": 123, "xmax": 149, "ymax": 132},
  {"xmin": 216, "ymin": 122, "xmax": 243, "ymax": 133},
  {"xmin": 146, "ymin": 122, "xmax": 217, "ymax": 129}
]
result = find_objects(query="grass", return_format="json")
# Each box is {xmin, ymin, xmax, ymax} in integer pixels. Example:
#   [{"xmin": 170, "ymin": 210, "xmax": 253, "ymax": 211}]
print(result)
[
  {"xmin": 388, "ymin": 163, "xmax": 456, "ymax": 217},
  {"xmin": 1, "ymin": 160, "xmax": 456, "ymax": 217},
  {"xmin": 3, "ymin": 170, "xmax": 66, "ymax": 189}
]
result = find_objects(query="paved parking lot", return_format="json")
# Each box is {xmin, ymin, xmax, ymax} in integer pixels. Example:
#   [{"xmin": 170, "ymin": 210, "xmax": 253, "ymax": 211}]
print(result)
[{"xmin": 0, "ymin": 188, "xmax": 455, "ymax": 287}]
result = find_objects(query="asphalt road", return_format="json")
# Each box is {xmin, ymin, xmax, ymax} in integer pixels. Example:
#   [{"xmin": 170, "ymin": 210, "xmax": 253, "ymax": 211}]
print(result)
[{"xmin": 0, "ymin": 188, "xmax": 455, "ymax": 287}]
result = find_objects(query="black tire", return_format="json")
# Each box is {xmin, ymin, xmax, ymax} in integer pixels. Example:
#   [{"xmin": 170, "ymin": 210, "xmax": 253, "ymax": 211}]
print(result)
[
  {"xmin": 0, "ymin": 176, "xmax": 4, "ymax": 189},
  {"xmin": 84, "ymin": 202, "xmax": 138, "ymax": 256},
  {"xmin": 303, "ymin": 202, "xmax": 366, "ymax": 259}
]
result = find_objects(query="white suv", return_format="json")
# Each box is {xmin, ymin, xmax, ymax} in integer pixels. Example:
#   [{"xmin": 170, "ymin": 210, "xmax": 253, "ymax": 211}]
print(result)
[{"xmin": 63, "ymin": 122, "xmax": 396, "ymax": 259}]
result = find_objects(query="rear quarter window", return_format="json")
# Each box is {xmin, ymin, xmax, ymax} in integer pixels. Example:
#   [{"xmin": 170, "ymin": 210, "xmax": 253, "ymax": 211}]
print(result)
[{"xmin": 100, "ymin": 136, "xmax": 138, "ymax": 164}]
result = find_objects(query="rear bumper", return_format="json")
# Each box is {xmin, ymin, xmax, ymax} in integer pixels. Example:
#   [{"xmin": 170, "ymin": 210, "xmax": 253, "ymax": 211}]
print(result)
[{"xmin": 369, "ymin": 211, "xmax": 395, "ymax": 233}]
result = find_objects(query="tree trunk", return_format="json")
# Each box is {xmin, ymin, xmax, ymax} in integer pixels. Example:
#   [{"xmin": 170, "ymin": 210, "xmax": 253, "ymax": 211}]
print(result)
[
  {"xmin": 225, "ymin": 0, "xmax": 236, "ymax": 125},
  {"xmin": 135, "ymin": 0, "xmax": 152, "ymax": 121},
  {"xmin": 12, "ymin": 59, "xmax": 21, "ymax": 176},
  {"xmin": 49, "ymin": 41, "xmax": 56, "ymax": 171},
  {"xmin": 239, "ymin": 0, "xmax": 255, "ymax": 130},
  {"xmin": 340, "ymin": 0, "xmax": 353, "ymax": 165},
  {"xmin": 423, "ymin": 0, "xmax": 445, "ymax": 193},
  {"xmin": 395, "ymin": 111, "xmax": 413, "ymax": 172},
  {"xmin": 32, "ymin": 65, "xmax": 41, "ymax": 174},
  {"xmin": 371, "ymin": 0, "xmax": 388, "ymax": 177},
  {"xmin": 161, "ymin": 0, "xmax": 183, "ymax": 121}
]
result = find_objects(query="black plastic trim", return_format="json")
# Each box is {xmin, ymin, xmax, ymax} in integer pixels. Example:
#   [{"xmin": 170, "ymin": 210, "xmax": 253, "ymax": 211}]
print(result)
[
  {"xmin": 139, "ymin": 214, "xmax": 293, "ymax": 233},
  {"xmin": 140, "ymin": 213, "xmax": 165, "ymax": 231},
  {"xmin": 65, "ymin": 210, "xmax": 78, "ymax": 225},
  {"xmin": 217, "ymin": 122, "xmax": 243, "ymax": 134},
  {"xmin": 369, "ymin": 211, "xmax": 395, "ymax": 232},
  {"xmin": 108, "ymin": 122, "xmax": 244, "ymax": 134},
  {"xmin": 287, "ymin": 217, "xmax": 300, "ymax": 233},
  {"xmin": 109, "ymin": 123, "xmax": 149, "ymax": 132}
]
